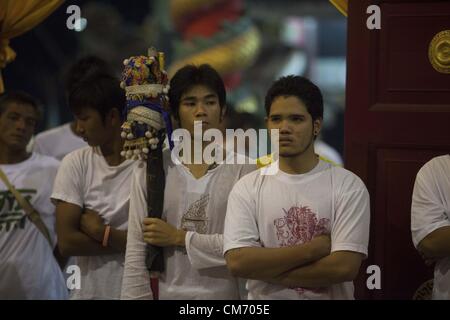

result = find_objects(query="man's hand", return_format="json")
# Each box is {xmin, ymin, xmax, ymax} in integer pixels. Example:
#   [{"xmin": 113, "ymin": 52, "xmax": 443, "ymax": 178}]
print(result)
[
  {"xmin": 310, "ymin": 234, "xmax": 332, "ymax": 257},
  {"xmin": 142, "ymin": 218, "xmax": 186, "ymax": 247},
  {"xmin": 80, "ymin": 208, "xmax": 105, "ymax": 242}
]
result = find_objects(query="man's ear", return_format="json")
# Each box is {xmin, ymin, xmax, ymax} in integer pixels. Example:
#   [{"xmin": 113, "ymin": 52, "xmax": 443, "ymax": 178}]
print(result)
[
  {"xmin": 313, "ymin": 118, "xmax": 323, "ymax": 137},
  {"xmin": 220, "ymin": 105, "xmax": 227, "ymax": 122}
]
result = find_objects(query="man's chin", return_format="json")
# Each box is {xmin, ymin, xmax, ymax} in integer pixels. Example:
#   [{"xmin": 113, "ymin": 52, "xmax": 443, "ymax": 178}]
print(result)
[
  {"xmin": 279, "ymin": 151, "xmax": 300, "ymax": 158},
  {"xmin": 7, "ymin": 141, "xmax": 27, "ymax": 151},
  {"xmin": 278, "ymin": 147, "xmax": 303, "ymax": 158}
]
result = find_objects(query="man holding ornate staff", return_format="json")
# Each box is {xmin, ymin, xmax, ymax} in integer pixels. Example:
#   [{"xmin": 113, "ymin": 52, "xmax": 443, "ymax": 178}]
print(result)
[{"xmin": 121, "ymin": 61, "xmax": 256, "ymax": 299}]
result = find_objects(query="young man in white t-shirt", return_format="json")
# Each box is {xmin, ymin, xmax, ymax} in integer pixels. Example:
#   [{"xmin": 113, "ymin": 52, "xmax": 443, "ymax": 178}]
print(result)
[
  {"xmin": 224, "ymin": 75, "xmax": 370, "ymax": 300},
  {"xmin": 411, "ymin": 154, "xmax": 450, "ymax": 299},
  {"xmin": 51, "ymin": 73, "xmax": 135, "ymax": 299},
  {"xmin": 0, "ymin": 91, "xmax": 68, "ymax": 299},
  {"xmin": 121, "ymin": 64, "xmax": 256, "ymax": 300}
]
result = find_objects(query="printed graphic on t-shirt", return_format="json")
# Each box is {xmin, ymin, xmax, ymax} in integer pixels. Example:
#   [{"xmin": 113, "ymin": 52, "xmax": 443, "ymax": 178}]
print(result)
[
  {"xmin": 0, "ymin": 189, "xmax": 36, "ymax": 232},
  {"xmin": 274, "ymin": 205, "xmax": 330, "ymax": 296},
  {"xmin": 181, "ymin": 194, "xmax": 209, "ymax": 234}
]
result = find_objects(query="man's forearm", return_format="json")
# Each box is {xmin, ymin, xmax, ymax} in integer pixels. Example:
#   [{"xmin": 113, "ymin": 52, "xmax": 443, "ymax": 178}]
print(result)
[
  {"xmin": 270, "ymin": 251, "xmax": 362, "ymax": 288},
  {"xmin": 226, "ymin": 238, "xmax": 329, "ymax": 280},
  {"xmin": 79, "ymin": 216, "xmax": 127, "ymax": 253},
  {"xmin": 419, "ymin": 226, "xmax": 450, "ymax": 259},
  {"xmin": 59, "ymin": 230, "xmax": 119, "ymax": 257}
]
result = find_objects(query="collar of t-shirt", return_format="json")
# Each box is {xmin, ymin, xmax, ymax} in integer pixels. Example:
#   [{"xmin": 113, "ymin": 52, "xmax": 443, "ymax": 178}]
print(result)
[
  {"xmin": 0, "ymin": 153, "xmax": 36, "ymax": 172},
  {"xmin": 173, "ymin": 143, "xmax": 232, "ymax": 178},
  {"xmin": 93, "ymin": 146, "xmax": 134, "ymax": 169},
  {"xmin": 271, "ymin": 159, "xmax": 331, "ymax": 185}
]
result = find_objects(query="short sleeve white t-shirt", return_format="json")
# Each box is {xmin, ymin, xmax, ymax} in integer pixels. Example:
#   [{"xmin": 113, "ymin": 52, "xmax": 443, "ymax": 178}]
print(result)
[
  {"xmin": 224, "ymin": 160, "xmax": 370, "ymax": 300},
  {"xmin": 0, "ymin": 153, "xmax": 68, "ymax": 299},
  {"xmin": 411, "ymin": 154, "xmax": 450, "ymax": 299},
  {"xmin": 51, "ymin": 146, "xmax": 136, "ymax": 299},
  {"xmin": 121, "ymin": 149, "xmax": 256, "ymax": 300},
  {"xmin": 33, "ymin": 123, "xmax": 87, "ymax": 160}
]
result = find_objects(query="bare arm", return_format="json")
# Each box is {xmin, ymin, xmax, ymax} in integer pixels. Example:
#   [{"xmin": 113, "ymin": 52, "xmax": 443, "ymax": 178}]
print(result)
[
  {"xmin": 224, "ymin": 235, "xmax": 331, "ymax": 280},
  {"xmin": 418, "ymin": 226, "xmax": 450, "ymax": 260},
  {"xmin": 80, "ymin": 208, "xmax": 127, "ymax": 252},
  {"xmin": 55, "ymin": 201, "xmax": 120, "ymax": 256},
  {"xmin": 270, "ymin": 251, "xmax": 364, "ymax": 288}
]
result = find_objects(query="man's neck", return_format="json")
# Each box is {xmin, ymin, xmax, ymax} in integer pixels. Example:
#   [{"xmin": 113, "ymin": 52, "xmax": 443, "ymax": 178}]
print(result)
[
  {"xmin": 183, "ymin": 140, "xmax": 223, "ymax": 179},
  {"xmin": 100, "ymin": 131, "xmax": 125, "ymax": 166},
  {"xmin": 279, "ymin": 148, "xmax": 319, "ymax": 175},
  {"xmin": 186, "ymin": 139, "xmax": 222, "ymax": 164},
  {"xmin": 0, "ymin": 146, "xmax": 30, "ymax": 165}
]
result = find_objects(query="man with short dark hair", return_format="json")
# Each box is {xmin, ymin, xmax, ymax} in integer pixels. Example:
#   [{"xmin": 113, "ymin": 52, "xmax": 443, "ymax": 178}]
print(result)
[
  {"xmin": 32, "ymin": 56, "xmax": 112, "ymax": 160},
  {"xmin": 121, "ymin": 64, "xmax": 256, "ymax": 299},
  {"xmin": 51, "ymin": 72, "xmax": 135, "ymax": 299},
  {"xmin": 0, "ymin": 91, "xmax": 67, "ymax": 299},
  {"xmin": 224, "ymin": 75, "xmax": 370, "ymax": 299}
]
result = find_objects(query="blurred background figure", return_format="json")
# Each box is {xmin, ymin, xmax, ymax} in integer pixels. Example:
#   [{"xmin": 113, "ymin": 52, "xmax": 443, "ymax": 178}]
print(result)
[{"xmin": 0, "ymin": 91, "xmax": 67, "ymax": 300}]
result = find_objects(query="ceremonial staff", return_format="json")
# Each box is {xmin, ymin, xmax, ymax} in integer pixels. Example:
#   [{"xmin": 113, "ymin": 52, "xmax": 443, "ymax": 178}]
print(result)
[{"xmin": 120, "ymin": 48, "xmax": 173, "ymax": 300}]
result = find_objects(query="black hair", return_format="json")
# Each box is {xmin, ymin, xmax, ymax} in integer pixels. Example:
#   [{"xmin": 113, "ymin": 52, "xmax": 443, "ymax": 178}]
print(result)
[
  {"xmin": 64, "ymin": 55, "xmax": 113, "ymax": 93},
  {"xmin": 264, "ymin": 75, "xmax": 323, "ymax": 122},
  {"xmin": 168, "ymin": 64, "xmax": 226, "ymax": 120},
  {"xmin": 0, "ymin": 91, "xmax": 42, "ymax": 121},
  {"xmin": 68, "ymin": 73, "xmax": 125, "ymax": 122}
]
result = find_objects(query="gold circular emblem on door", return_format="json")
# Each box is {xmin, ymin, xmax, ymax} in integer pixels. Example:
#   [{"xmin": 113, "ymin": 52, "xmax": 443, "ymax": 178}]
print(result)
[{"xmin": 429, "ymin": 30, "xmax": 450, "ymax": 74}]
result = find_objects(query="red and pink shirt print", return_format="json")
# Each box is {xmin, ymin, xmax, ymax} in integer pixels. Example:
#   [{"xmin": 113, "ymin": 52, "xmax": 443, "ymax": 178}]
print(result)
[{"xmin": 274, "ymin": 205, "xmax": 330, "ymax": 296}]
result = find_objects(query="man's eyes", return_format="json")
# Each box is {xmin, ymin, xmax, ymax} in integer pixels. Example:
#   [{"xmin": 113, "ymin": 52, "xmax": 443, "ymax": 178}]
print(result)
[
  {"xmin": 182, "ymin": 100, "xmax": 217, "ymax": 106},
  {"xmin": 270, "ymin": 116, "xmax": 304, "ymax": 122}
]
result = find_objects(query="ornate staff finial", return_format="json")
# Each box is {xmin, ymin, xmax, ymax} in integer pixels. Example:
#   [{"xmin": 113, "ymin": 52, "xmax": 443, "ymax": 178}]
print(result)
[{"xmin": 120, "ymin": 48, "xmax": 173, "ymax": 161}]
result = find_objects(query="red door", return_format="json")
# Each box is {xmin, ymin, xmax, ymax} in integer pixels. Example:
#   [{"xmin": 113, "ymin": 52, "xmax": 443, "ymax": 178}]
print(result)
[{"xmin": 345, "ymin": 0, "xmax": 450, "ymax": 299}]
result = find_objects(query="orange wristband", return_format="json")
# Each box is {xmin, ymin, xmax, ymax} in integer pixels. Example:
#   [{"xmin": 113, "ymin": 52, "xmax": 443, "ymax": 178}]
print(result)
[{"xmin": 102, "ymin": 225, "xmax": 111, "ymax": 247}]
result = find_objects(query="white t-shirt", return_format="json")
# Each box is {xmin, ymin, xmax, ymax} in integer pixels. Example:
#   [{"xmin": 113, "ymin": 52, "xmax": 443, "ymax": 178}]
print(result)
[
  {"xmin": 33, "ymin": 123, "xmax": 87, "ymax": 160},
  {"xmin": 411, "ymin": 154, "xmax": 450, "ymax": 299},
  {"xmin": 51, "ymin": 146, "xmax": 136, "ymax": 299},
  {"xmin": 0, "ymin": 153, "xmax": 68, "ymax": 299},
  {"xmin": 121, "ymin": 149, "xmax": 256, "ymax": 300},
  {"xmin": 224, "ymin": 160, "xmax": 370, "ymax": 300}
]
